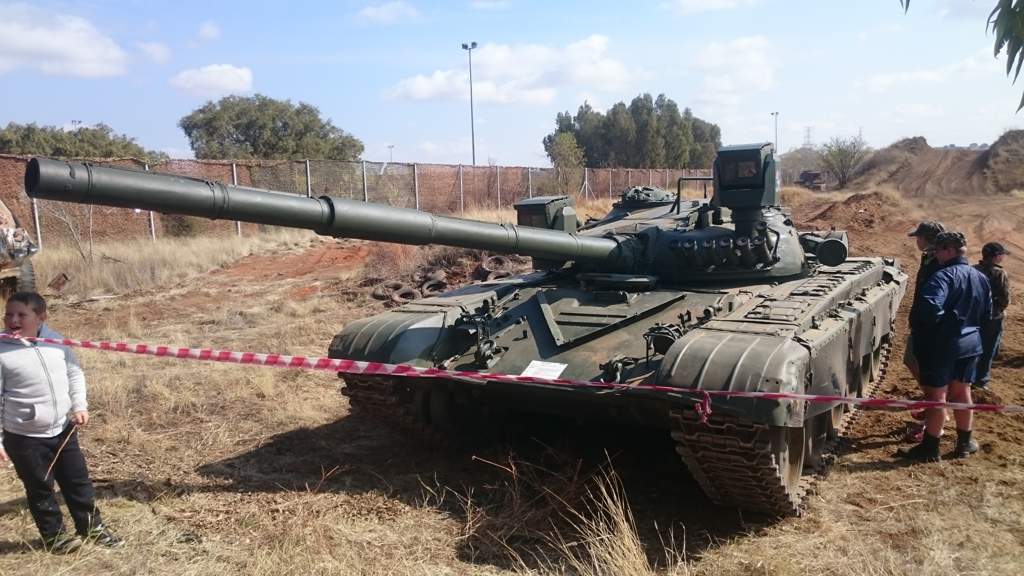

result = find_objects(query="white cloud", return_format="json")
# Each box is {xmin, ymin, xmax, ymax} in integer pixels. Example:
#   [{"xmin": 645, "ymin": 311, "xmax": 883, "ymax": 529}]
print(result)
[
  {"xmin": 198, "ymin": 21, "xmax": 221, "ymax": 40},
  {"xmin": 663, "ymin": 0, "xmax": 756, "ymax": 15},
  {"xmin": 469, "ymin": 0, "xmax": 510, "ymax": 9},
  {"xmin": 0, "ymin": 4, "xmax": 127, "ymax": 77},
  {"xmin": 358, "ymin": 2, "xmax": 419, "ymax": 24},
  {"xmin": 865, "ymin": 49, "xmax": 1001, "ymax": 92},
  {"xmin": 138, "ymin": 42, "xmax": 171, "ymax": 64},
  {"xmin": 388, "ymin": 35, "xmax": 630, "ymax": 105},
  {"xmin": 692, "ymin": 36, "xmax": 775, "ymax": 107},
  {"xmin": 170, "ymin": 64, "xmax": 252, "ymax": 97}
]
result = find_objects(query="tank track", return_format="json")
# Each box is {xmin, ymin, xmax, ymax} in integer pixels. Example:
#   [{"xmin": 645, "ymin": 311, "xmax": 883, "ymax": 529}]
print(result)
[
  {"xmin": 341, "ymin": 375, "xmax": 451, "ymax": 447},
  {"xmin": 669, "ymin": 334, "xmax": 893, "ymax": 516},
  {"xmin": 341, "ymin": 334, "xmax": 893, "ymax": 517}
]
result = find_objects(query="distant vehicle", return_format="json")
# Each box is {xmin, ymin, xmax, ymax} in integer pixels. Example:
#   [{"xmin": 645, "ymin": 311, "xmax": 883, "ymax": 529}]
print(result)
[
  {"xmin": 797, "ymin": 170, "xmax": 826, "ymax": 191},
  {"xmin": 0, "ymin": 201, "xmax": 37, "ymax": 299}
]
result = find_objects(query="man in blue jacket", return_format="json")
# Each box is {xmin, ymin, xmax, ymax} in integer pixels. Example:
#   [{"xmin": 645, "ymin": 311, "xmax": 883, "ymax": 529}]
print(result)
[{"xmin": 901, "ymin": 232, "xmax": 992, "ymax": 462}]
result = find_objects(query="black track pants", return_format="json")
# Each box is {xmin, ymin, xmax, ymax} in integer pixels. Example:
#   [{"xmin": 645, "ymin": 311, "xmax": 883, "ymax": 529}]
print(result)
[{"xmin": 3, "ymin": 425, "xmax": 103, "ymax": 539}]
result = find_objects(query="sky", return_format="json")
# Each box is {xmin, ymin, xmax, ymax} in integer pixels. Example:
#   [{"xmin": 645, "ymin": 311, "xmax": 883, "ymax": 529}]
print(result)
[{"xmin": 0, "ymin": 0, "xmax": 1021, "ymax": 167}]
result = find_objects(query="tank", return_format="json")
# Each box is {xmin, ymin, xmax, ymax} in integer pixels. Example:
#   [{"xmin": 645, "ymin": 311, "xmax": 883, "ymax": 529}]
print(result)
[
  {"xmin": 24, "ymin": 143, "xmax": 906, "ymax": 516},
  {"xmin": 0, "ymin": 199, "xmax": 38, "ymax": 299}
]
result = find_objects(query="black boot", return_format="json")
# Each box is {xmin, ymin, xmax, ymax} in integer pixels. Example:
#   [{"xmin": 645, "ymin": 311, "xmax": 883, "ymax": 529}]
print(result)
[
  {"xmin": 897, "ymin": 432, "xmax": 941, "ymax": 462},
  {"xmin": 954, "ymin": 429, "xmax": 979, "ymax": 458}
]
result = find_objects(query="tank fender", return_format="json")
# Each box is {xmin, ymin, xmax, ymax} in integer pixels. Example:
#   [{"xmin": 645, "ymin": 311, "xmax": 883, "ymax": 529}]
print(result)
[
  {"xmin": 329, "ymin": 308, "xmax": 454, "ymax": 365},
  {"xmin": 656, "ymin": 326, "xmax": 809, "ymax": 427}
]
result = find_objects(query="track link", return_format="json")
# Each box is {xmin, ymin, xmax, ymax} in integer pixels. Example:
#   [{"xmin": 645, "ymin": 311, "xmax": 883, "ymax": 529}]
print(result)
[{"xmin": 670, "ymin": 334, "xmax": 893, "ymax": 516}]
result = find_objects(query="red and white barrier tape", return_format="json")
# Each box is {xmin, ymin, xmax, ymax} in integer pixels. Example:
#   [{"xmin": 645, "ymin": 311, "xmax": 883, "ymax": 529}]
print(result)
[{"xmin": 3, "ymin": 333, "xmax": 1022, "ymax": 415}]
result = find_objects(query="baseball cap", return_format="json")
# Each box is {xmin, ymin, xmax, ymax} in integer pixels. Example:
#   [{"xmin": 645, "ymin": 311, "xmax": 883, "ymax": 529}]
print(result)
[
  {"xmin": 982, "ymin": 242, "xmax": 1010, "ymax": 258},
  {"xmin": 934, "ymin": 231, "xmax": 966, "ymax": 249},
  {"xmin": 907, "ymin": 221, "xmax": 945, "ymax": 240}
]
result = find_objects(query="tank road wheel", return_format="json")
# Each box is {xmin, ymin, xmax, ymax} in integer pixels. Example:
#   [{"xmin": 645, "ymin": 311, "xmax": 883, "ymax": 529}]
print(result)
[
  {"xmin": 770, "ymin": 424, "xmax": 806, "ymax": 498},
  {"xmin": 804, "ymin": 413, "xmax": 834, "ymax": 471},
  {"xmin": 871, "ymin": 335, "xmax": 888, "ymax": 382},
  {"xmin": 830, "ymin": 401, "xmax": 846, "ymax": 431},
  {"xmin": 856, "ymin": 353, "xmax": 873, "ymax": 397}
]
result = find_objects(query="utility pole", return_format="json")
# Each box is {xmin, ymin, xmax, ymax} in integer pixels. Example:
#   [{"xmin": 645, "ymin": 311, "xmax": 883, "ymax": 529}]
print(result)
[
  {"xmin": 461, "ymin": 41, "xmax": 478, "ymax": 166},
  {"xmin": 770, "ymin": 112, "xmax": 779, "ymax": 151}
]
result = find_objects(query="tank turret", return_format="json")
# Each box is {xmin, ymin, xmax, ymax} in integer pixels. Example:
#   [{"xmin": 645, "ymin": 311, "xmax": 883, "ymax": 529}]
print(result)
[{"xmin": 26, "ymin": 145, "xmax": 845, "ymax": 284}]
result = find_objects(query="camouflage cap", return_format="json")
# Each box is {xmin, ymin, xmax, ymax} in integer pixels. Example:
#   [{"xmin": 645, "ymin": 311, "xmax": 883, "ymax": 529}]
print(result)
[
  {"xmin": 934, "ymin": 231, "xmax": 966, "ymax": 249},
  {"xmin": 982, "ymin": 242, "xmax": 1010, "ymax": 258},
  {"xmin": 907, "ymin": 221, "xmax": 945, "ymax": 241}
]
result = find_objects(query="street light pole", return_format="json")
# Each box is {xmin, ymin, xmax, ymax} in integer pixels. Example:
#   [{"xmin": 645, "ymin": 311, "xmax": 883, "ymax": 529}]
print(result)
[
  {"xmin": 770, "ymin": 111, "xmax": 779, "ymax": 151},
  {"xmin": 461, "ymin": 41, "xmax": 477, "ymax": 166}
]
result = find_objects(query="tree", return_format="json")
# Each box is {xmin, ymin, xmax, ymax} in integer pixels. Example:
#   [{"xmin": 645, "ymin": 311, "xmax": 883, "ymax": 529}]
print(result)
[
  {"xmin": 658, "ymin": 96, "xmax": 693, "ymax": 168},
  {"xmin": 604, "ymin": 102, "xmax": 636, "ymax": 167},
  {"xmin": 178, "ymin": 94, "xmax": 364, "ymax": 160},
  {"xmin": 0, "ymin": 122, "xmax": 167, "ymax": 162},
  {"xmin": 630, "ymin": 94, "xmax": 664, "ymax": 168},
  {"xmin": 819, "ymin": 136, "xmax": 870, "ymax": 188},
  {"xmin": 542, "ymin": 94, "xmax": 720, "ymax": 169},
  {"xmin": 545, "ymin": 132, "xmax": 585, "ymax": 196},
  {"xmin": 901, "ymin": 0, "xmax": 1024, "ymax": 111}
]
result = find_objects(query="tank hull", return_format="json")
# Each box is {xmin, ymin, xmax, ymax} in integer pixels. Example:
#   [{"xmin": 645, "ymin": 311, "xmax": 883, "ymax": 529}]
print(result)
[{"xmin": 336, "ymin": 257, "xmax": 906, "ymax": 515}]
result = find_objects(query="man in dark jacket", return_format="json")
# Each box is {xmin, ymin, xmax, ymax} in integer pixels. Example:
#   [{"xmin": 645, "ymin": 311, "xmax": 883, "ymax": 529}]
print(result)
[
  {"xmin": 901, "ymin": 232, "xmax": 992, "ymax": 462},
  {"xmin": 973, "ymin": 242, "xmax": 1011, "ymax": 390},
  {"xmin": 904, "ymin": 221, "xmax": 946, "ymax": 380},
  {"xmin": 903, "ymin": 221, "xmax": 946, "ymax": 440}
]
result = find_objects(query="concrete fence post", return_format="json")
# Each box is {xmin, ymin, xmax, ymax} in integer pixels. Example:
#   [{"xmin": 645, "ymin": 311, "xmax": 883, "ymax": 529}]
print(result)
[
  {"xmin": 413, "ymin": 163, "xmax": 420, "ymax": 210},
  {"xmin": 304, "ymin": 159, "xmax": 312, "ymax": 198},
  {"xmin": 362, "ymin": 161, "xmax": 368, "ymax": 202},
  {"xmin": 459, "ymin": 164, "xmax": 465, "ymax": 214},
  {"xmin": 496, "ymin": 165, "xmax": 501, "ymax": 208},
  {"xmin": 144, "ymin": 163, "xmax": 156, "ymax": 241},
  {"xmin": 527, "ymin": 167, "xmax": 533, "ymax": 198},
  {"xmin": 231, "ymin": 163, "xmax": 241, "ymax": 236}
]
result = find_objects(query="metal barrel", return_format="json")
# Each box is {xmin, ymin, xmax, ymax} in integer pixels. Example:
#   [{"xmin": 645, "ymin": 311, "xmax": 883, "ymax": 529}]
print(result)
[{"xmin": 25, "ymin": 158, "xmax": 625, "ymax": 266}]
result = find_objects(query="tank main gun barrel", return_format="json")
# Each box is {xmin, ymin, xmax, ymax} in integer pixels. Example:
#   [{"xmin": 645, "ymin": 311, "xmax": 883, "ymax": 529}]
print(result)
[{"xmin": 25, "ymin": 158, "xmax": 627, "ymax": 267}]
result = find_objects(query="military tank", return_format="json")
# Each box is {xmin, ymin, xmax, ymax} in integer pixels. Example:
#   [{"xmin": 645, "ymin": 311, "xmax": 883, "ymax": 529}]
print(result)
[{"xmin": 24, "ymin": 143, "xmax": 906, "ymax": 516}]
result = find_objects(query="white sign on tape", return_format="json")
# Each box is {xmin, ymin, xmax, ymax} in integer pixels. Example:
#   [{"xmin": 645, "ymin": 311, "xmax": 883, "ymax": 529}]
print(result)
[{"xmin": 520, "ymin": 360, "xmax": 568, "ymax": 379}]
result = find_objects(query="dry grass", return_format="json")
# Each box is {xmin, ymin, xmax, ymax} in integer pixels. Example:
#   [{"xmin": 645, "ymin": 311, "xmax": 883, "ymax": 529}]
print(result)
[
  {"xmin": 460, "ymin": 198, "xmax": 617, "ymax": 225},
  {"xmin": 33, "ymin": 228, "xmax": 317, "ymax": 298}
]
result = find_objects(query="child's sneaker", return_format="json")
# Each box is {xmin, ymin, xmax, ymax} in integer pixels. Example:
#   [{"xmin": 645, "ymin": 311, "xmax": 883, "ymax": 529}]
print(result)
[
  {"xmin": 44, "ymin": 532, "xmax": 83, "ymax": 554},
  {"xmin": 85, "ymin": 525, "xmax": 124, "ymax": 548}
]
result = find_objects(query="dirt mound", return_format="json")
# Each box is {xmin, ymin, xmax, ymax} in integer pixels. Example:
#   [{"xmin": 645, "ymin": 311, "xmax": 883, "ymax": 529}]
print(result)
[
  {"xmin": 851, "ymin": 136, "xmax": 990, "ymax": 197},
  {"xmin": 802, "ymin": 190, "xmax": 917, "ymax": 241},
  {"xmin": 983, "ymin": 130, "xmax": 1024, "ymax": 193}
]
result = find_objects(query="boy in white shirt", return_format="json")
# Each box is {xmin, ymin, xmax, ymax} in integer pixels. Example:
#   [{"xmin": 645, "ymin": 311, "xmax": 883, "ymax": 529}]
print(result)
[{"xmin": 0, "ymin": 292, "xmax": 121, "ymax": 553}]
